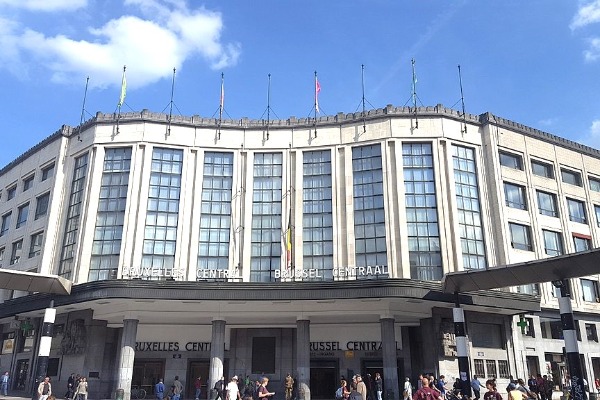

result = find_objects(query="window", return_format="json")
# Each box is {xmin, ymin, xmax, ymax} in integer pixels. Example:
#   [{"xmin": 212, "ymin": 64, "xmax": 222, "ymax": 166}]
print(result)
[
  {"xmin": 251, "ymin": 337, "xmax": 275, "ymax": 374},
  {"xmin": 498, "ymin": 360, "xmax": 510, "ymax": 379},
  {"xmin": 573, "ymin": 235, "xmax": 591, "ymax": 252},
  {"xmin": 581, "ymin": 279, "xmax": 600, "ymax": 302},
  {"xmin": 474, "ymin": 359, "xmax": 485, "ymax": 377},
  {"xmin": 537, "ymin": 191, "xmax": 559, "ymax": 217},
  {"xmin": 403, "ymin": 143, "xmax": 442, "ymax": 280},
  {"xmin": 35, "ymin": 192, "xmax": 50, "ymax": 220},
  {"xmin": 499, "ymin": 151, "xmax": 523, "ymax": 170},
  {"xmin": 29, "ymin": 232, "xmax": 43, "ymax": 258},
  {"xmin": 471, "ymin": 322, "xmax": 504, "ymax": 348},
  {"xmin": 41, "ymin": 163, "xmax": 55, "ymax": 181},
  {"xmin": 543, "ymin": 230, "xmax": 564, "ymax": 256},
  {"xmin": 0, "ymin": 213, "xmax": 11, "ymax": 236},
  {"xmin": 504, "ymin": 182, "xmax": 527, "ymax": 210},
  {"xmin": 303, "ymin": 150, "xmax": 334, "ymax": 281},
  {"xmin": 531, "ymin": 160, "xmax": 554, "ymax": 178},
  {"xmin": 10, "ymin": 240, "xmax": 22, "ymax": 265},
  {"xmin": 353, "ymin": 145, "xmax": 388, "ymax": 275},
  {"xmin": 596, "ymin": 205, "xmax": 600, "ymax": 228},
  {"xmin": 197, "ymin": 152, "xmax": 234, "ymax": 279},
  {"xmin": 541, "ymin": 319, "xmax": 564, "ymax": 339},
  {"xmin": 23, "ymin": 175, "xmax": 34, "ymax": 192},
  {"xmin": 453, "ymin": 145, "xmax": 487, "ymax": 269},
  {"xmin": 0, "ymin": 247, "xmax": 4, "ymax": 267},
  {"xmin": 509, "ymin": 223, "xmax": 533, "ymax": 251},
  {"xmin": 567, "ymin": 198, "xmax": 587, "ymax": 224},
  {"xmin": 561, "ymin": 168, "xmax": 582, "ymax": 186},
  {"xmin": 15, "ymin": 203, "xmax": 29, "ymax": 229},
  {"xmin": 486, "ymin": 360, "xmax": 497, "ymax": 379},
  {"xmin": 590, "ymin": 177, "xmax": 600, "ymax": 192},
  {"xmin": 7, "ymin": 185, "xmax": 16, "ymax": 200},
  {"xmin": 586, "ymin": 324, "xmax": 598, "ymax": 342}
]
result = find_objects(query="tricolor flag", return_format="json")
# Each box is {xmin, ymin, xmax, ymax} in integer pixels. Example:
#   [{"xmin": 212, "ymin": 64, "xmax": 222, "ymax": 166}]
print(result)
[
  {"xmin": 118, "ymin": 66, "xmax": 127, "ymax": 107},
  {"xmin": 315, "ymin": 76, "xmax": 321, "ymax": 113},
  {"xmin": 286, "ymin": 215, "xmax": 292, "ymax": 269}
]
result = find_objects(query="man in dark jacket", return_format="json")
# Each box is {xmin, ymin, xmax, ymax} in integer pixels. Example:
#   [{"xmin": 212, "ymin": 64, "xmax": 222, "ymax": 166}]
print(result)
[{"xmin": 214, "ymin": 377, "xmax": 226, "ymax": 400}]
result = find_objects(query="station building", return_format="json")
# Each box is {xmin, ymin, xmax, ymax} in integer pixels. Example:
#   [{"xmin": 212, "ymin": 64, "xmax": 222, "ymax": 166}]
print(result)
[{"xmin": 0, "ymin": 104, "xmax": 597, "ymax": 399}]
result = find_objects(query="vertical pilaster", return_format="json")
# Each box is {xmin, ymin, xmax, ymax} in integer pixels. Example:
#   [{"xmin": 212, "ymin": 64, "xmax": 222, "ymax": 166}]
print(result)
[
  {"xmin": 380, "ymin": 317, "xmax": 399, "ymax": 400},
  {"xmin": 209, "ymin": 319, "xmax": 226, "ymax": 400},
  {"xmin": 117, "ymin": 319, "xmax": 139, "ymax": 400},
  {"xmin": 555, "ymin": 279, "xmax": 587, "ymax": 400},
  {"xmin": 296, "ymin": 319, "xmax": 311, "ymax": 400},
  {"xmin": 453, "ymin": 304, "xmax": 472, "ymax": 398},
  {"xmin": 31, "ymin": 304, "xmax": 55, "ymax": 400}
]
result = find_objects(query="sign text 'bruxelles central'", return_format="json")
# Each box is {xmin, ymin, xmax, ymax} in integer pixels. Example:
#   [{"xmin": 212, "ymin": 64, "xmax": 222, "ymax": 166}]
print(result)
[{"xmin": 135, "ymin": 341, "xmax": 394, "ymax": 352}]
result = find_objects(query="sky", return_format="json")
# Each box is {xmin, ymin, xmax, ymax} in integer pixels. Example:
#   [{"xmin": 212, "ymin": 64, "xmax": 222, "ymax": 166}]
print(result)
[{"xmin": 1, "ymin": 0, "xmax": 600, "ymax": 167}]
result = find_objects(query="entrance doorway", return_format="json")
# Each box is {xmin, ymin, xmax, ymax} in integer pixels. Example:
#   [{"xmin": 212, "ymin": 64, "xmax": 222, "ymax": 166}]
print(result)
[
  {"xmin": 187, "ymin": 360, "xmax": 210, "ymax": 400},
  {"xmin": 526, "ymin": 356, "xmax": 540, "ymax": 377},
  {"xmin": 310, "ymin": 360, "xmax": 338, "ymax": 400},
  {"xmin": 362, "ymin": 359, "xmax": 404, "ymax": 400},
  {"xmin": 15, "ymin": 359, "xmax": 29, "ymax": 390},
  {"xmin": 133, "ymin": 360, "xmax": 165, "ymax": 397}
]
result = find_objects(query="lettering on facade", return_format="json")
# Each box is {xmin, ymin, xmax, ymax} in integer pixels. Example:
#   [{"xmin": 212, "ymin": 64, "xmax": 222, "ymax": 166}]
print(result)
[
  {"xmin": 309, "ymin": 341, "xmax": 397, "ymax": 351},
  {"xmin": 123, "ymin": 267, "xmax": 186, "ymax": 279},
  {"xmin": 135, "ymin": 341, "xmax": 211, "ymax": 352},
  {"xmin": 276, "ymin": 266, "xmax": 388, "ymax": 279}
]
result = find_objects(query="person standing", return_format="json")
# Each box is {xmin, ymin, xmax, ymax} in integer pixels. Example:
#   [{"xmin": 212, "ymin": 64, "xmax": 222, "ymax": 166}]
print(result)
[
  {"xmin": 65, "ymin": 373, "xmax": 76, "ymax": 400},
  {"xmin": 483, "ymin": 380, "xmax": 502, "ymax": 400},
  {"xmin": 215, "ymin": 377, "xmax": 226, "ymax": 400},
  {"xmin": 403, "ymin": 377, "xmax": 412, "ymax": 400},
  {"xmin": 74, "ymin": 377, "xmax": 88, "ymax": 400},
  {"xmin": 227, "ymin": 376, "xmax": 241, "ymax": 400},
  {"xmin": 285, "ymin": 374, "xmax": 294, "ymax": 400},
  {"xmin": 1, "ymin": 371, "xmax": 9, "ymax": 396},
  {"xmin": 195, "ymin": 377, "xmax": 202, "ymax": 400},
  {"xmin": 355, "ymin": 375, "xmax": 367, "ymax": 400},
  {"xmin": 374, "ymin": 373, "xmax": 383, "ymax": 400},
  {"xmin": 156, "ymin": 379, "xmax": 166, "ymax": 400},
  {"xmin": 172, "ymin": 376, "xmax": 183, "ymax": 400},
  {"xmin": 413, "ymin": 376, "xmax": 442, "ymax": 400},
  {"xmin": 257, "ymin": 377, "xmax": 275, "ymax": 400},
  {"xmin": 37, "ymin": 377, "xmax": 52, "ymax": 400},
  {"xmin": 471, "ymin": 375, "xmax": 485, "ymax": 400}
]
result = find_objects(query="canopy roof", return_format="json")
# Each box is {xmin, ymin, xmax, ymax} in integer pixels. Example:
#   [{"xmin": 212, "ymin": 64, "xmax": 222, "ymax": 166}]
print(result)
[
  {"xmin": 0, "ymin": 269, "xmax": 72, "ymax": 295},
  {"xmin": 442, "ymin": 248, "xmax": 600, "ymax": 293}
]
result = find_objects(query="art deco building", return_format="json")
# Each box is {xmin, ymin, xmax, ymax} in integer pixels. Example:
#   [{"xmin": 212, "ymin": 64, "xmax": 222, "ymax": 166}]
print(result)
[{"xmin": 0, "ymin": 104, "xmax": 597, "ymax": 399}]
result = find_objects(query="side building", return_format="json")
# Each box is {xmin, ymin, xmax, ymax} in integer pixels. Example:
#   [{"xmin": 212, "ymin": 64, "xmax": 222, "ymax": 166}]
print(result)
[{"xmin": 0, "ymin": 105, "xmax": 595, "ymax": 399}]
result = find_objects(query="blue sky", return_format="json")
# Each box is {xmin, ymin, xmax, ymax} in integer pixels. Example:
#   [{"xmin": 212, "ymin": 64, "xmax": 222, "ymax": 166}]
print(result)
[{"xmin": 1, "ymin": 0, "xmax": 600, "ymax": 167}]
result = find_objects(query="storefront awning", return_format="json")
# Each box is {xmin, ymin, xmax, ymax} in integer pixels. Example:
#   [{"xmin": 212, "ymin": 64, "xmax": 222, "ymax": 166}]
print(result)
[
  {"xmin": 0, "ymin": 269, "xmax": 72, "ymax": 295},
  {"xmin": 441, "ymin": 248, "xmax": 600, "ymax": 293}
]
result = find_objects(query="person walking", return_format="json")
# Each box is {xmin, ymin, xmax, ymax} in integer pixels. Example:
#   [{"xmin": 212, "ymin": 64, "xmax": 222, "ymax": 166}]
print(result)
[
  {"xmin": 285, "ymin": 374, "xmax": 294, "ymax": 400},
  {"xmin": 195, "ymin": 377, "xmax": 202, "ymax": 400},
  {"xmin": 471, "ymin": 375, "xmax": 485, "ymax": 400},
  {"xmin": 355, "ymin": 375, "xmax": 367, "ymax": 400},
  {"xmin": 413, "ymin": 376, "xmax": 442, "ymax": 400},
  {"xmin": 374, "ymin": 373, "xmax": 383, "ymax": 400},
  {"xmin": 156, "ymin": 379, "xmax": 166, "ymax": 400},
  {"xmin": 403, "ymin": 377, "xmax": 412, "ymax": 400},
  {"xmin": 226, "ymin": 376, "xmax": 241, "ymax": 400},
  {"xmin": 257, "ymin": 377, "xmax": 275, "ymax": 400},
  {"xmin": 172, "ymin": 376, "xmax": 183, "ymax": 400},
  {"xmin": 483, "ymin": 379, "xmax": 502, "ymax": 400},
  {"xmin": 74, "ymin": 377, "xmax": 88, "ymax": 400},
  {"xmin": 1, "ymin": 371, "xmax": 9, "ymax": 396},
  {"xmin": 37, "ymin": 377, "xmax": 52, "ymax": 400}
]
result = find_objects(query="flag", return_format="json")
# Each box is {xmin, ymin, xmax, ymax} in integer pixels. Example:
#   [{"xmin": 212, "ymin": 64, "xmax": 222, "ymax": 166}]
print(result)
[
  {"xmin": 315, "ymin": 77, "xmax": 321, "ymax": 113},
  {"xmin": 118, "ymin": 66, "xmax": 127, "ymax": 107},
  {"xmin": 285, "ymin": 214, "xmax": 292, "ymax": 269},
  {"xmin": 220, "ymin": 74, "xmax": 224, "ymax": 111}
]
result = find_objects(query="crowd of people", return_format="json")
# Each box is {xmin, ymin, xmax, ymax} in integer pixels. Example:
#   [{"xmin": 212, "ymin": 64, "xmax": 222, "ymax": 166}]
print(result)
[{"xmin": 155, "ymin": 374, "xmax": 281, "ymax": 400}]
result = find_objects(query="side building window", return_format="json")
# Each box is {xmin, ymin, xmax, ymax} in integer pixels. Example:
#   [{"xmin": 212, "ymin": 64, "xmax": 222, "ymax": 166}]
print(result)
[
  {"xmin": 353, "ymin": 144, "xmax": 388, "ymax": 278},
  {"xmin": 35, "ymin": 193, "xmax": 50, "ymax": 220},
  {"xmin": 303, "ymin": 150, "xmax": 334, "ymax": 281},
  {"xmin": 403, "ymin": 143, "xmax": 442, "ymax": 280},
  {"xmin": 89, "ymin": 148, "xmax": 131, "ymax": 281},
  {"xmin": 452, "ymin": 145, "xmax": 487, "ymax": 269},
  {"xmin": 141, "ymin": 148, "xmax": 183, "ymax": 280},
  {"xmin": 58, "ymin": 153, "xmax": 89, "ymax": 278}
]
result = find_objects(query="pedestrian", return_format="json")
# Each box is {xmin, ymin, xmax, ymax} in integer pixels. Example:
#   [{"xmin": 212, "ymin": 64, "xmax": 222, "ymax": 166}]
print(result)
[
  {"xmin": 172, "ymin": 376, "xmax": 183, "ymax": 400},
  {"xmin": 471, "ymin": 375, "xmax": 485, "ymax": 400},
  {"xmin": 65, "ymin": 373, "xmax": 76, "ymax": 400},
  {"xmin": 227, "ymin": 376, "xmax": 241, "ymax": 400},
  {"xmin": 483, "ymin": 380, "xmax": 502, "ymax": 400},
  {"xmin": 356, "ymin": 375, "xmax": 367, "ymax": 400},
  {"xmin": 257, "ymin": 377, "xmax": 275, "ymax": 400},
  {"xmin": 215, "ymin": 377, "xmax": 226, "ymax": 400},
  {"xmin": 195, "ymin": 377, "xmax": 202, "ymax": 400},
  {"xmin": 285, "ymin": 374, "xmax": 294, "ymax": 400},
  {"xmin": 403, "ymin": 377, "xmax": 412, "ymax": 400},
  {"xmin": 337, "ymin": 379, "xmax": 350, "ymax": 400},
  {"xmin": 156, "ymin": 378, "xmax": 165, "ymax": 400},
  {"xmin": 1, "ymin": 371, "xmax": 9, "ymax": 396},
  {"xmin": 374, "ymin": 373, "xmax": 383, "ymax": 400},
  {"xmin": 37, "ymin": 376, "xmax": 52, "ymax": 400},
  {"xmin": 412, "ymin": 376, "xmax": 442, "ymax": 400},
  {"xmin": 349, "ymin": 382, "xmax": 362, "ymax": 400},
  {"xmin": 74, "ymin": 377, "xmax": 88, "ymax": 400}
]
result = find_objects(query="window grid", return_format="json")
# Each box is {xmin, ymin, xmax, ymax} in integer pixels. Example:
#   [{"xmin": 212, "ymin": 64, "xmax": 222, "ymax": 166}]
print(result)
[
  {"xmin": 303, "ymin": 150, "xmax": 334, "ymax": 281},
  {"xmin": 7, "ymin": 186, "xmax": 16, "ymax": 200},
  {"xmin": 561, "ymin": 168, "xmax": 582, "ymax": 186},
  {"xmin": 403, "ymin": 143, "xmax": 442, "ymax": 280},
  {"xmin": 486, "ymin": 360, "xmax": 497, "ymax": 379},
  {"xmin": 353, "ymin": 144, "xmax": 388, "ymax": 277},
  {"xmin": 0, "ymin": 212, "xmax": 11, "ymax": 237},
  {"xmin": 498, "ymin": 360, "xmax": 510, "ymax": 379},
  {"xmin": 499, "ymin": 151, "xmax": 523, "ymax": 170},
  {"xmin": 543, "ymin": 229, "xmax": 564, "ymax": 257},
  {"xmin": 10, "ymin": 239, "xmax": 22, "ymax": 265},
  {"xmin": 29, "ymin": 231, "xmax": 44, "ymax": 258},
  {"xmin": 142, "ymin": 148, "xmax": 183, "ymax": 280},
  {"xmin": 16, "ymin": 203, "xmax": 29, "ymax": 229},
  {"xmin": 197, "ymin": 152, "xmax": 234, "ymax": 277},
  {"xmin": 0, "ymin": 247, "xmax": 4, "ymax": 268},
  {"xmin": 89, "ymin": 148, "xmax": 132, "ymax": 281},
  {"xmin": 581, "ymin": 279, "xmax": 600, "ymax": 302},
  {"xmin": 452, "ymin": 145, "xmax": 487, "ymax": 269},
  {"xmin": 473, "ymin": 359, "xmax": 485, "ymax": 377},
  {"xmin": 537, "ymin": 191, "xmax": 558, "ymax": 218},
  {"xmin": 573, "ymin": 236, "xmax": 591, "ymax": 252},
  {"xmin": 531, "ymin": 160, "xmax": 554, "ymax": 178},
  {"xmin": 58, "ymin": 153, "xmax": 89, "ymax": 278},
  {"xmin": 596, "ymin": 205, "xmax": 600, "ymax": 228},
  {"xmin": 504, "ymin": 182, "xmax": 527, "ymax": 210},
  {"xmin": 509, "ymin": 222, "xmax": 533, "ymax": 251},
  {"xmin": 35, "ymin": 192, "xmax": 50, "ymax": 220},
  {"xmin": 590, "ymin": 177, "xmax": 600, "ymax": 192},
  {"xmin": 23, "ymin": 176, "xmax": 34, "ymax": 192},
  {"xmin": 250, "ymin": 153, "xmax": 283, "ymax": 282},
  {"xmin": 41, "ymin": 163, "xmax": 55, "ymax": 181},
  {"xmin": 567, "ymin": 198, "xmax": 587, "ymax": 224}
]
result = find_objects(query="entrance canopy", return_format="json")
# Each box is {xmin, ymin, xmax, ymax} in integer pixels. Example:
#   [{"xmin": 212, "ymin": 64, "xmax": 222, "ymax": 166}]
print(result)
[
  {"xmin": 0, "ymin": 269, "xmax": 72, "ymax": 295},
  {"xmin": 442, "ymin": 248, "xmax": 600, "ymax": 293}
]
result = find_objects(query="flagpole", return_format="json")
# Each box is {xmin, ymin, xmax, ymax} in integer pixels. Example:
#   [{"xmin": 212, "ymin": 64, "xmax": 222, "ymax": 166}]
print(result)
[
  {"xmin": 361, "ymin": 64, "xmax": 367, "ymax": 134},
  {"xmin": 78, "ymin": 76, "xmax": 89, "ymax": 142},
  {"xmin": 314, "ymin": 70, "xmax": 319, "ymax": 138},
  {"xmin": 117, "ymin": 65, "xmax": 126, "ymax": 135},
  {"xmin": 458, "ymin": 65, "xmax": 467, "ymax": 134},
  {"xmin": 411, "ymin": 59, "xmax": 418, "ymax": 129},
  {"xmin": 167, "ymin": 67, "xmax": 176, "ymax": 136},
  {"xmin": 266, "ymin": 73, "xmax": 271, "ymax": 141},
  {"xmin": 218, "ymin": 72, "xmax": 224, "ymax": 140}
]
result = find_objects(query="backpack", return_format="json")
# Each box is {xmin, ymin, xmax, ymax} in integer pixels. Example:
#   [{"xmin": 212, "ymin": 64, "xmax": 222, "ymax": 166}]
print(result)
[{"xmin": 336, "ymin": 387, "xmax": 343, "ymax": 400}]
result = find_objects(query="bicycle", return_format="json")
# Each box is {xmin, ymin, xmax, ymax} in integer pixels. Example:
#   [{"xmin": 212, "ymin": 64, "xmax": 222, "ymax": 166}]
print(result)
[{"xmin": 132, "ymin": 386, "xmax": 147, "ymax": 400}]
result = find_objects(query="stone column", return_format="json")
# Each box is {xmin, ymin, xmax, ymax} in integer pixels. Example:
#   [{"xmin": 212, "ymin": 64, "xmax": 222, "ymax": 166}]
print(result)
[
  {"xmin": 296, "ymin": 319, "xmax": 311, "ymax": 400},
  {"xmin": 209, "ymin": 319, "xmax": 226, "ymax": 400},
  {"xmin": 380, "ymin": 317, "xmax": 399, "ymax": 400},
  {"xmin": 117, "ymin": 319, "xmax": 139, "ymax": 400}
]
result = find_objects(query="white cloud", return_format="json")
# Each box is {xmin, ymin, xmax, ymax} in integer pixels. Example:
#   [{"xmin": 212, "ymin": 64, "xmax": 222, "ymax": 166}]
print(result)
[
  {"xmin": 583, "ymin": 37, "xmax": 600, "ymax": 61},
  {"xmin": 0, "ymin": 0, "xmax": 240, "ymax": 88},
  {"xmin": 571, "ymin": 0, "xmax": 600, "ymax": 29},
  {"xmin": 577, "ymin": 119, "xmax": 600, "ymax": 149},
  {"xmin": 538, "ymin": 118, "xmax": 558, "ymax": 127},
  {"xmin": 0, "ymin": 0, "xmax": 87, "ymax": 12}
]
